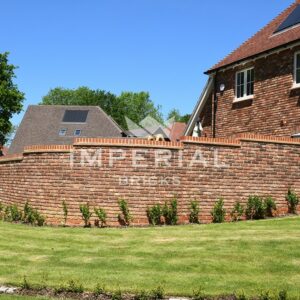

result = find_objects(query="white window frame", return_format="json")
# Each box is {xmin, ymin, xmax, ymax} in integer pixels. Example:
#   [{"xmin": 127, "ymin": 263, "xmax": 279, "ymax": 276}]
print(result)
[
  {"xmin": 58, "ymin": 128, "xmax": 67, "ymax": 136},
  {"xmin": 74, "ymin": 129, "xmax": 81, "ymax": 136},
  {"xmin": 293, "ymin": 51, "xmax": 300, "ymax": 88},
  {"xmin": 234, "ymin": 67, "xmax": 254, "ymax": 102}
]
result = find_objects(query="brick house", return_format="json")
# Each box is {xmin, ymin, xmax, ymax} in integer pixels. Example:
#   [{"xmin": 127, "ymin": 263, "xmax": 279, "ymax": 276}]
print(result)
[
  {"xmin": 9, "ymin": 105, "xmax": 125, "ymax": 154},
  {"xmin": 185, "ymin": 0, "xmax": 300, "ymax": 139}
]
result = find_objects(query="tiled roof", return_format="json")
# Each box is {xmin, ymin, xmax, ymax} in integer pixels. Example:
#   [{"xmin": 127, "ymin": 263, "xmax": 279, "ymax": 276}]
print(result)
[
  {"xmin": 206, "ymin": 0, "xmax": 300, "ymax": 73},
  {"xmin": 8, "ymin": 105, "xmax": 124, "ymax": 154},
  {"xmin": 169, "ymin": 122, "xmax": 186, "ymax": 142}
]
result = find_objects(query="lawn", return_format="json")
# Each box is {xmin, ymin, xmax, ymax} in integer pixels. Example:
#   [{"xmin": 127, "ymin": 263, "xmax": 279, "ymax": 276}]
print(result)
[
  {"xmin": 0, "ymin": 217, "xmax": 300, "ymax": 297},
  {"xmin": 0, "ymin": 296, "xmax": 54, "ymax": 300}
]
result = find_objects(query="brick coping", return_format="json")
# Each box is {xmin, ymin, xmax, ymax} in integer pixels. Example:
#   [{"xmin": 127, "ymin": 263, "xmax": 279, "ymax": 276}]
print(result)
[
  {"xmin": 1, "ymin": 134, "xmax": 300, "ymax": 159},
  {"xmin": 74, "ymin": 138, "xmax": 183, "ymax": 149},
  {"xmin": 237, "ymin": 133, "xmax": 300, "ymax": 145},
  {"xmin": 180, "ymin": 136, "xmax": 241, "ymax": 147},
  {"xmin": 24, "ymin": 145, "xmax": 73, "ymax": 153},
  {"xmin": 0, "ymin": 154, "xmax": 23, "ymax": 163}
]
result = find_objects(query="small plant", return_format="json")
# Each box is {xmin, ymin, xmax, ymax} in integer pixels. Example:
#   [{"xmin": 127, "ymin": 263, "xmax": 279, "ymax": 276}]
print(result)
[
  {"xmin": 34, "ymin": 211, "xmax": 46, "ymax": 226},
  {"xmin": 286, "ymin": 189, "xmax": 299, "ymax": 214},
  {"xmin": 230, "ymin": 201, "xmax": 244, "ymax": 222},
  {"xmin": 3, "ymin": 204, "xmax": 22, "ymax": 222},
  {"xmin": 20, "ymin": 276, "xmax": 31, "ymax": 290},
  {"xmin": 80, "ymin": 203, "xmax": 92, "ymax": 227},
  {"xmin": 189, "ymin": 201, "xmax": 200, "ymax": 224},
  {"xmin": 22, "ymin": 202, "xmax": 45, "ymax": 226},
  {"xmin": 258, "ymin": 290, "xmax": 271, "ymax": 300},
  {"xmin": 94, "ymin": 207, "xmax": 107, "ymax": 227},
  {"xmin": 264, "ymin": 196, "xmax": 277, "ymax": 217},
  {"xmin": 163, "ymin": 198, "xmax": 178, "ymax": 225},
  {"xmin": 94, "ymin": 284, "xmax": 106, "ymax": 296},
  {"xmin": 66, "ymin": 279, "xmax": 84, "ymax": 293},
  {"xmin": 0, "ymin": 202, "xmax": 4, "ymax": 220},
  {"xmin": 236, "ymin": 291, "xmax": 247, "ymax": 300},
  {"xmin": 147, "ymin": 204, "xmax": 162, "ymax": 225},
  {"xmin": 192, "ymin": 288, "xmax": 205, "ymax": 300},
  {"xmin": 62, "ymin": 200, "xmax": 68, "ymax": 226},
  {"xmin": 278, "ymin": 290, "xmax": 288, "ymax": 300},
  {"xmin": 245, "ymin": 195, "xmax": 265, "ymax": 220},
  {"xmin": 134, "ymin": 290, "xmax": 149, "ymax": 300},
  {"xmin": 111, "ymin": 289, "xmax": 122, "ymax": 300},
  {"xmin": 118, "ymin": 199, "xmax": 132, "ymax": 226},
  {"xmin": 10, "ymin": 204, "xmax": 22, "ymax": 222},
  {"xmin": 150, "ymin": 286, "xmax": 164, "ymax": 300},
  {"xmin": 211, "ymin": 198, "xmax": 226, "ymax": 223}
]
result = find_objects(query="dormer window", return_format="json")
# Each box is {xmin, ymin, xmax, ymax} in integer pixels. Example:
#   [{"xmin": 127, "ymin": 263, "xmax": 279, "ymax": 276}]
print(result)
[
  {"xmin": 58, "ymin": 129, "xmax": 67, "ymax": 136},
  {"xmin": 235, "ymin": 68, "xmax": 254, "ymax": 101},
  {"xmin": 74, "ymin": 129, "xmax": 81, "ymax": 136},
  {"xmin": 294, "ymin": 52, "xmax": 300, "ymax": 87}
]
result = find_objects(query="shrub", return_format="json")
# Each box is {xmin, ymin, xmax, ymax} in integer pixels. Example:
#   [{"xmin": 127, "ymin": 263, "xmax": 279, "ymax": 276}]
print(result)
[
  {"xmin": 94, "ymin": 207, "xmax": 107, "ymax": 227},
  {"xmin": 245, "ymin": 195, "xmax": 265, "ymax": 220},
  {"xmin": 111, "ymin": 289, "xmax": 122, "ymax": 300},
  {"xmin": 230, "ymin": 201, "xmax": 244, "ymax": 222},
  {"xmin": 62, "ymin": 200, "xmax": 68, "ymax": 226},
  {"xmin": 147, "ymin": 204, "xmax": 162, "ymax": 225},
  {"xmin": 94, "ymin": 284, "xmax": 106, "ymax": 296},
  {"xmin": 34, "ymin": 211, "xmax": 46, "ymax": 226},
  {"xmin": 264, "ymin": 197, "xmax": 277, "ymax": 217},
  {"xmin": 211, "ymin": 198, "xmax": 226, "ymax": 223},
  {"xmin": 66, "ymin": 280, "xmax": 84, "ymax": 293},
  {"xmin": 80, "ymin": 203, "xmax": 92, "ymax": 227},
  {"xmin": 4, "ymin": 204, "xmax": 22, "ymax": 222},
  {"xmin": 192, "ymin": 288, "xmax": 205, "ymax": 300},
  {"xmin": 118, "ymin": 199, "xmax": 132, "ymax": 226},
  {"xmin": 22, "ymin": 202, "xmax": 45, "ymax": 226},
  {"xmin": 286, "ymin": 189, "xmax": 299, "ymax": 214},
  {"xmin": 189, "ymin": 201, "xmax": 200, "ymax": 224},
  {"xmin": 163, "ymin": 198, "xmax": 178, "ymax": 225},
  {"xmin": 20, "ymin": 276, "xmax": 31, "ymax": 290},
  {"xmin": 0, "ymin": 202, "xmax": 4, "ymax": 220},
  {"xmin": 278, "ymin": 290, "xmax": 288, "ymax": 300},
  {"xmin": 150, "ymin": 286, "xmax": 164, "ymax": 300},
  {"xmin": 134, "ymin": 290, "xmax": 149, "ymax": 300}
]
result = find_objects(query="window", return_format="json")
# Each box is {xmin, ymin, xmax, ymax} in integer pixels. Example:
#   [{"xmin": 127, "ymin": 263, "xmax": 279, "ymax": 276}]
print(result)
[
  {"xmin": 74, "ymin": 129, "xmax": 81, "ymax": 136},
  {"xmin": 235, "ymin": 68, "xmax": 254, "ymax": 100},
  {"xmin": 58, "ymin": 129, "xmax": 67, "ymax": 136},
  {"xmin": 294, "ymin": 52, "xmax": 300, "ymax": 86}
]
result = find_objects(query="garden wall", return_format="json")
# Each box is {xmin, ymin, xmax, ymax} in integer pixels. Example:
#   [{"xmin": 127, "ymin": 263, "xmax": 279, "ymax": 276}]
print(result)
[{"xmin": 0, "ymin": 134, "xmax": 299, "ymax": 226}]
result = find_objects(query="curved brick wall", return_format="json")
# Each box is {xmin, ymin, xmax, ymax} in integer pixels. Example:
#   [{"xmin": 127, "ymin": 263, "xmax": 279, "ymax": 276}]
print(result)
[{"xmin": 0, "ymin": 135, "xmax": 299, "ymax": 226}]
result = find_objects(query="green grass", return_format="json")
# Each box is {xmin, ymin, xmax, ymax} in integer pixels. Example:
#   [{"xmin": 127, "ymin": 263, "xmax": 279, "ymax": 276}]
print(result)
[
  {"xmin": 0, "ymin": 296, "xmax": 54, "ymax": 300},
  {"xmin": 0, "ymin": 217, "xmax": 300, "ymax": 297}
]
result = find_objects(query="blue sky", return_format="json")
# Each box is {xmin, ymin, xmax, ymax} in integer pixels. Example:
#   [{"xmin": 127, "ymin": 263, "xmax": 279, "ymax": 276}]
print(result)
[{"xmin": 0, "ymin": 0, "xmax": 292, "ymax": 125}]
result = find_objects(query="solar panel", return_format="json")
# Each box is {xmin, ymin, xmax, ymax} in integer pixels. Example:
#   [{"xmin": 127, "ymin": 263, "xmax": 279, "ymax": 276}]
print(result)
[
  {"xmin": 62, "ymin": 110, "xmax": 88, "ymax": 123},
  {"xmin": 274, "ymin": 5, "xmax": 300, "ymax": 33}
]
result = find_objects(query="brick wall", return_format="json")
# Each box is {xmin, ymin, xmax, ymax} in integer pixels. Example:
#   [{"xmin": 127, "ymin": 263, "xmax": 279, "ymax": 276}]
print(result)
[
  {"xmin": 0, "ymin": 135, "xmax": 299, "ymax": 226},
  {"xmin": 201, "ymin": 46, "xmax": 300, "ymax": 138}
]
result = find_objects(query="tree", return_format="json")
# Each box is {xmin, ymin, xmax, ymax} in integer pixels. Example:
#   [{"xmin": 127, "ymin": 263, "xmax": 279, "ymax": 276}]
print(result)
[
  {"xmin": 41, "ymin": 87, "xmax": 163, "ymax": 130},
  {"xmin": 167, "ymin": 108, "xmax": 190, "ymax": 123},
  {"xmin": 0, "ymin": 52, "xmax": 25, "ymax": 145}
]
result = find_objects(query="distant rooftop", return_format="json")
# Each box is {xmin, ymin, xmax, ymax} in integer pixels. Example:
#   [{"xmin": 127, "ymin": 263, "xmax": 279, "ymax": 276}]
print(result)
[{"xmin": 9, "ymin": 105, "xmax": 124, "ymax": 154}]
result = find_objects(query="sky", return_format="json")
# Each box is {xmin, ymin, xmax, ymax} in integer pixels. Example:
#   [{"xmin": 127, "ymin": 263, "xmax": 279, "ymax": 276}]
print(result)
[{"xmin": 0, "ymin": 0, "xmax": 293, "ymax": 125}]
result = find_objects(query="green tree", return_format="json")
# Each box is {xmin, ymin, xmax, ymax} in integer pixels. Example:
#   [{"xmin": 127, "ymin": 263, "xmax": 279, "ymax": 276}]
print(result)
[
  {"xmin": 41, "ymin": 87, "xmax": 163, "ymax": 130},
  {"xmin": 167, "ymin": 108, "xmax": 190, "ymax": 123},
  {"xmin": 0, "ymin": 52, "xmax": 25, "ymax": 145}
]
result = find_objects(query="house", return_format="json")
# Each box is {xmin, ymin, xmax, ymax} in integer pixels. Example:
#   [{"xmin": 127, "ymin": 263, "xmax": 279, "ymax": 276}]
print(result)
[
  {"xmin": 125, "ymin": 115, "xmax": 186, "ymax": 141},
  {"xmin": 8, "ymin": 105, "xmax": 125, "ymax": 154},
  {"xmin": 185, "ymin": 0, "xmax": 300, "ymax": 139}
]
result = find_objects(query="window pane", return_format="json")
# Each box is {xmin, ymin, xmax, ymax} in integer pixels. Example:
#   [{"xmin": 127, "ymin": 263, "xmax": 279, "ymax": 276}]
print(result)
[
  {"xmin": 297, "ymin": 54, "xmax": 300, "ymax": 69},
  {"xmin": 297, "ymin": 69, "xmax": 300, "ymax": 84}
]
